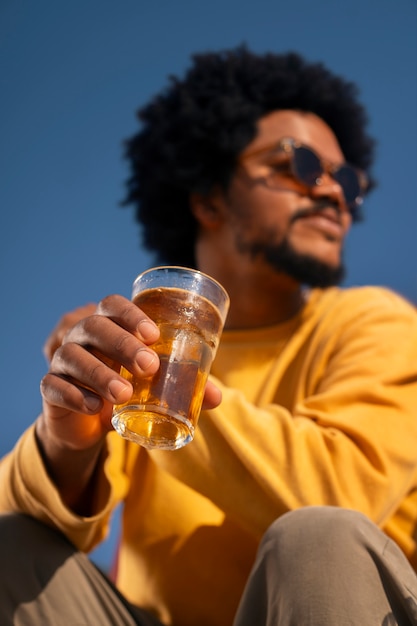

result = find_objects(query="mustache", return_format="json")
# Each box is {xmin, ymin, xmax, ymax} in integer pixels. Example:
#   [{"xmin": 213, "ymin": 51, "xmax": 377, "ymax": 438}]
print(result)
[{"xmin": 290, "ymin": 201, "xmax": 342, "ymax": 224}]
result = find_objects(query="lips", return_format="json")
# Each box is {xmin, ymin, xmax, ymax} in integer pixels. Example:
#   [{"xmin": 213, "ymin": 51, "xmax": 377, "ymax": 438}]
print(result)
[{"xmin": 295, "ymin": 208, "xmax": 345, "ymax": 240}]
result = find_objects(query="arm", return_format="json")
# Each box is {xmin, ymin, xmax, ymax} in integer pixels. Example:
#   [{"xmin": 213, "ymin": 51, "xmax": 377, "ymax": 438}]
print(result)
[
  {"xmin": 0, "ymin": 296, "xmax": 160, "ymax": 528},
  {"xmin": 0, "ymin": 295, "xmax": 221, "ymax": 527},
  {"xmin": 36, "ymin": 295, "xmax": 162, "ymax": 515}
]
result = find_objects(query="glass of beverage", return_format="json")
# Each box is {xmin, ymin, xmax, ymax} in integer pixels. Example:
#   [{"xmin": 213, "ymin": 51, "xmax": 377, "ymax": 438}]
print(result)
[{"xmin": 111, "ymin": 266, "xmax": 229, "ymax": 450}]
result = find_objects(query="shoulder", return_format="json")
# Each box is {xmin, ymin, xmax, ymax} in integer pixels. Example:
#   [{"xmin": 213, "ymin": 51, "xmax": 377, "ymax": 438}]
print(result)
[
  {"xmin": 306, "ymin": 286, "xmax": 417, "ymax": 341},
  {"xmin": 311, "ymin": 285, "xmax": 416, "ymax": 318}
]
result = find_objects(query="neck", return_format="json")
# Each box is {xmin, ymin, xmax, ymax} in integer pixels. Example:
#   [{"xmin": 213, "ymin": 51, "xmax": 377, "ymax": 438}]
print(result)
[
  {"xmin": 225, "ymin": 279, "xmax": 306, "ymax": 330},
  {"xmin": 199, "ymin": 256, "xmax": 307, "ymax": 330}
]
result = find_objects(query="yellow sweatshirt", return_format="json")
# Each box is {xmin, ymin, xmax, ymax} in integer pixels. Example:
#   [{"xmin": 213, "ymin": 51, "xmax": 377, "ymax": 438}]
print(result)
[{"xmin": 2, "ymin": 286, "xmax": 417, "ymax": 626}]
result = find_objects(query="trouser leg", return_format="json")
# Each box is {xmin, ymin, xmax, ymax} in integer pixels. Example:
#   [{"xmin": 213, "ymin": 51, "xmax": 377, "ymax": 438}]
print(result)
[
  {"xmin": 0, "ymin": 513, "xmax": 162, "ymax": 626},
  {"xmin": 233, "ymin": 506, "xmax": 417, "ymax": 626}
]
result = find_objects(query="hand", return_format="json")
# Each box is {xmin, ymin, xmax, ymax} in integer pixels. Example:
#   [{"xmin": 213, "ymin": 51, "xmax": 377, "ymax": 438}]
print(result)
[
  {"xmin": 39, "ymin": 295, "xmax": 222, "ymax": 452},
  {"xmin": 37, "ymin": 294, "xmax": 222, "ymax": 511},
  {"xmin": 39, "ymin": 295, "xmax": 161, "ymax": 451},
  {"xmin": 35, "ymin": 295, "xmax": 161, "ymax": 511}
]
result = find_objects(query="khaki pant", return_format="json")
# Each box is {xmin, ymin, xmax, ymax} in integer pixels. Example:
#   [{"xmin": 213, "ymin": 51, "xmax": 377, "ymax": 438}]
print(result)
[{"xmin": 1, "ymin": 507, "xmax": 417, "ymax": 625}]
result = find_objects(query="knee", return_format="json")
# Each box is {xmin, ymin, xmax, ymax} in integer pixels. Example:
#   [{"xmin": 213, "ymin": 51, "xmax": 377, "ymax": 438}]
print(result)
[
  {"xmin": 0, "ymin": 513, "xmax": 75, "ymax": 569},
  {"xmin": 0, "ymin": 514, "xmax": 80, "ymax": 618},
  {"xmin": 0, "ymin": 513, "xmax": 42, "ymax": 548},
  {"xmin": 0, "ymin": 512, "xmax": 57, "ymax": 545},
  {"xmin": 262, "ymin": 506, "xmax": 374, "ymax": 555}
]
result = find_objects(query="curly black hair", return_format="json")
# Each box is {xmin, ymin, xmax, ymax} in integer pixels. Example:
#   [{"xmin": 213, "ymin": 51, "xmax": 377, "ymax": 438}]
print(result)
[{"xmin": 122, "ymin": 45, "xmax": 376, "ymax": 268}]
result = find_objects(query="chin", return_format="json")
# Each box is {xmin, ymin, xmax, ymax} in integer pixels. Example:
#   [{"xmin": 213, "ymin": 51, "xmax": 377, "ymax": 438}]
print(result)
[
  {"xmin": 264, "ymin": 246, "xmax": 346, "ymax": 288},
  {"xmin": 295, "ymin": 237, "xmax": 343, "ymax": 263}
]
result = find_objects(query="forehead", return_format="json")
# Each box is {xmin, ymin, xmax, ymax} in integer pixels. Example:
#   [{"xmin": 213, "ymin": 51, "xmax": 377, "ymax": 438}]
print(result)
[{"xmin": 242, "ymin": 110, "xmax": 345, "ymax": 163}]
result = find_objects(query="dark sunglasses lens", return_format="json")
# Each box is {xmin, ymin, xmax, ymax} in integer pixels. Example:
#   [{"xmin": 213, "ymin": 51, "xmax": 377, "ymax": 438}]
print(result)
[
  {"xmin": 333, "ymin": 166, "xmax": 361, "ymax": 206},
  {"xmin": 292, "ymin": 146, "xmax": 323, "ymax": 186}
]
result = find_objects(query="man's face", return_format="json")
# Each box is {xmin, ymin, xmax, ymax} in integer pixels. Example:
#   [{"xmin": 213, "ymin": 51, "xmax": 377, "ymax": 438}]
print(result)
[{"xmin": 219, "ymin": 110, "xmax": 353, "ymax": 287}]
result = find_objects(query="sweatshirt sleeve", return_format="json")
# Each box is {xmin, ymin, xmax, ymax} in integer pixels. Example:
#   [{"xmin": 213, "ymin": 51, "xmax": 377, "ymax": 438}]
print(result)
[
  {"xmin": 0, "ymin": 425, "xmax": 129, "ymax": 552},
  {"xmin": 155, "ymin": 288, "xmax": 417, "ymax": 538}
]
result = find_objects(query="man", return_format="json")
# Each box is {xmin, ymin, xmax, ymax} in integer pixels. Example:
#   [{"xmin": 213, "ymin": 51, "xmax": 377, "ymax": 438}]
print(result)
[{"xmin": 1, "ymin": 46, "xmax": 417, "ymax": 625}]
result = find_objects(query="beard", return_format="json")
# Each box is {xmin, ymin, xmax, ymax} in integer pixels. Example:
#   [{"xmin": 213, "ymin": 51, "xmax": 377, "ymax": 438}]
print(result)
[
  {"xmin": 235, "ymin": 229, "xmax": 346, "ymax": 288},
  {"xmin": 262, "ymin": 238, "xmax": 345, "ymax": 287}
]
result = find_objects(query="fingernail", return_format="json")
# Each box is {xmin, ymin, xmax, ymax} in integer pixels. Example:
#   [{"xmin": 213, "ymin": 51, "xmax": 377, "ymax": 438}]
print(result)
[
  {"xmin": 136, "ymin": 348, "xmax": 157, "ymax": 372},
  {"xmin": 108, "ymin": 379, "xmax": 131, "ymax": 402},
  {"xmin": 84, "ymin": 395, "xmax": 102, "ymax": 413},
  {"xmin": 137, "ymin": 319, "xmax": 159, "ymax": 342}
]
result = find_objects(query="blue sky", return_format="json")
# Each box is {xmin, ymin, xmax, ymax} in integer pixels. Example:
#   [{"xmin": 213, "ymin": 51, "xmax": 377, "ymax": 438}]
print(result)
[{"xmin": 1, "ymin": 0, "xmax": 416, "ymax": 568}]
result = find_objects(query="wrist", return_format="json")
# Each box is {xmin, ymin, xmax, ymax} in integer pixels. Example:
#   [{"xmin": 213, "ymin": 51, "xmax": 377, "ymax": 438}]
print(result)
[{"xmin": 35, "ymin": 416, "xmax": 106, "ymax": 515}]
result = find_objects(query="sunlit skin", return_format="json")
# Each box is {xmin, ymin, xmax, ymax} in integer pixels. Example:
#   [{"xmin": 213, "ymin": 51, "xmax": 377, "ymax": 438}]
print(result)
[
  {"xmin": 192, "ymin": 110, "xmax": 352, "ymax": 329},
  {"xmin": 37, "ymin": 110, "xmax": 352, "ymax": 514},
  {"xmin": 37, "ymin": 300, "xmax": 221, "ymax": 513}
]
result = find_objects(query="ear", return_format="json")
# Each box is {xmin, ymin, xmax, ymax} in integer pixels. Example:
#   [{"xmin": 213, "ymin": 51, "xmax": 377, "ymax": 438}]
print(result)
[{"xmin": 190, "ymin": 188, "xmax": 226, "ymax": 230}]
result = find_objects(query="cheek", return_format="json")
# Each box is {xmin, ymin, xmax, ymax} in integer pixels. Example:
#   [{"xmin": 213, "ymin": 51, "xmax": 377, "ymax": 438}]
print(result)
[
  {"xmin": 231, "ymin": 184, "xmax": 295, "ymax": 224},
  {"xmin": 225, "ymin": 178, "xmax": 300, "ymax": 244}
]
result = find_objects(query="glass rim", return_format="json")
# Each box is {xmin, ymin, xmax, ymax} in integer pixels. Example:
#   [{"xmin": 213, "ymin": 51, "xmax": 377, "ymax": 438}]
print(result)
[{"xmin": 132, "ymin": 265, "xmax": 230, "ymax": 310}]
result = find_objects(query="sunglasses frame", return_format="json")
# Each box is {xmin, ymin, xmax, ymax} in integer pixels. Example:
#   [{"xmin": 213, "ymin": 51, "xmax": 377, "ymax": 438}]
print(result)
[{"xmin": 240, "ymin": 137, "xmax": 368, "ymax": 215}]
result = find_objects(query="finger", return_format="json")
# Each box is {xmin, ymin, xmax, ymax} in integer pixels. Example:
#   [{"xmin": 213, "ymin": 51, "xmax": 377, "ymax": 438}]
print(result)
[
  {"xmin": 39, "ymin": 377, "xmax": 116, "ymax": 448},
  {"xmin": 40, "ymin": 372, "xmax": 108, "ymax": 415},
  {"xmin": 96, "ymin": 295, "xmax": 160, "ymax": 344},
  {"xmin": 62, "ymin": 315, "xmax": 160, "ymax": 377},
  {"xmin": 202, "ymin": 379, "xmax": 222, "ymax": 410},
  {"xmin": 47, "ymin": 343, "xmax": 134, "ymax": 409}
]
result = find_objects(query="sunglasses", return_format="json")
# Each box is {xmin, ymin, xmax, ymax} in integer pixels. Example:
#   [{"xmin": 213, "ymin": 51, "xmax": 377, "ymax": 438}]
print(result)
[{"xmin": 241, "ymin": 137, "xmax": 368, "ymax": 218}]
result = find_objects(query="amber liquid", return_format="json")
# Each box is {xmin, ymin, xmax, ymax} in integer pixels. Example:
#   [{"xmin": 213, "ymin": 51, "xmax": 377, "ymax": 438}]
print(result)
[{"xmin": 112, "ymin": 287, "xmax": 223, "ymax": 450}]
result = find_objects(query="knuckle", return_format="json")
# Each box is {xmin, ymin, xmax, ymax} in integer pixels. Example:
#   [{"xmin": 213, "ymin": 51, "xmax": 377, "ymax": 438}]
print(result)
[
  {"xmin": 97, "ymin": 294, "xmax": 113, "ymax": 311},
  {"xmin": 61, "ymin": 314, "xmax": 97, "ymax": 345},
  {"xmin": 96, "ymin": 294, "xmax": 122, "ymax": 315},
  {"xmin": 96, "ymin": 295, "xmax": 139, "ymax": 331},
  {"xmin": 60, "ymin": 325, "xmax": 74, "ymax": 345},
  {"xmin": 79, "ymin": 314, "xmax": 100, "ymax": 334},
  {"xmin": 39, "ymin": 373, "xmax": 52, "ymax": 398},
  {"xmin": 40, "ymin": 373, "xmax": 69, "ymax": 406},
  {"xmin": 51, "ymin": 342, "xmax": 77, "ymax": 366},
  {"xmin": 113, "ymin": 331, "xmax": 136, "ymax": 354},
  {"xmin": 87, "ymin": 361, "xmax": 109, "ymax": 386},
  {"xmin": 119, "ymin": 301, "xmax": 140, "ymax": 325}
]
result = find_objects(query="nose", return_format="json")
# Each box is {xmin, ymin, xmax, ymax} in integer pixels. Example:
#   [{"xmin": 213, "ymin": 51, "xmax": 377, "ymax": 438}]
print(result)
[{"xmin": 309, "ymin": 173, "xmax": 348, "ymax": 213}]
